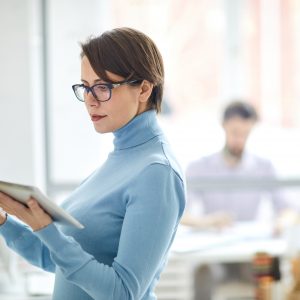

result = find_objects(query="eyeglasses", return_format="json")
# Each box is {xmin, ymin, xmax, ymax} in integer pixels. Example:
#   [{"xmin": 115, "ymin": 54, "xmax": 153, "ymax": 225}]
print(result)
[{"xmin": 72, "ymin": 80, "xmax": 141, "ymax": 102}]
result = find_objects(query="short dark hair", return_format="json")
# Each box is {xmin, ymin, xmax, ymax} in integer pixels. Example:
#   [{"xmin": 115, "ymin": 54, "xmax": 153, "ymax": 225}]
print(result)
[
  {"xmin": 222, "ymin": 101, "xmax": 258, "ymax": 122},
  {"xmin": 80, "ymin": 27, "xmax": 164, "ymax": 113}
]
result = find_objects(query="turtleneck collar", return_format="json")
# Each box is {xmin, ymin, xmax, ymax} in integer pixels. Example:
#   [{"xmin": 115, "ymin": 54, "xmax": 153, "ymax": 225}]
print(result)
[{"xmin": 113, "ymin": 110, "xmax": 163, "ymax": 150}]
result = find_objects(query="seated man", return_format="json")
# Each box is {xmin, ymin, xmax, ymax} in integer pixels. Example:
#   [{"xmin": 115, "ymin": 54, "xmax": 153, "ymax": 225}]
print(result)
[{"xmin": 182, "ymin": 101, "xmax": 292, "ymax": 300}]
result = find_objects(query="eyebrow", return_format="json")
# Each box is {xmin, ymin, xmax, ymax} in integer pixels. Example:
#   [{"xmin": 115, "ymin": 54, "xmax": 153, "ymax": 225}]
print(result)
[{"xmin": 80, "ymin": 79, "xmax": 104, "ymax": 84}]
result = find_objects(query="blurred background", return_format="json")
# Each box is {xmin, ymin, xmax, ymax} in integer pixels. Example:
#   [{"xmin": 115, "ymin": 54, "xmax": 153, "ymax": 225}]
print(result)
[{"xmin": 1, "ymin": 0, "xmax": 300, "ymax": 299}]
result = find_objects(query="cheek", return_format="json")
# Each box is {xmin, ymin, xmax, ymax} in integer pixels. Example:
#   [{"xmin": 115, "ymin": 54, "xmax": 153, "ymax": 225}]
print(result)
[
  {"xmin": 110, "ymin": 91, "xmax": 140, "ymax": 115},
  {"xmin": 104, "ymin": 97, "xmax": 138, "ymax": 130},
  {"xmin": 84, "ymin": 102, "xmax": 89, "ymax": 112}
]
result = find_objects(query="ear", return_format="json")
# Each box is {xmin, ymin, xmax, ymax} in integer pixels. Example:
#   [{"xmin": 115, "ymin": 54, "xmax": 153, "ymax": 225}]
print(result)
[{"xmin": 138, "ymin": 80, "xmax": 154, "ymax": 103}]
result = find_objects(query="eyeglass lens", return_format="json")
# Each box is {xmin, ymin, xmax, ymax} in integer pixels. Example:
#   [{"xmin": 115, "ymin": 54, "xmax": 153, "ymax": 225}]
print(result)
[{"xmin": 76, "ymin": 84, "xmax": 111, "ymax": 102}]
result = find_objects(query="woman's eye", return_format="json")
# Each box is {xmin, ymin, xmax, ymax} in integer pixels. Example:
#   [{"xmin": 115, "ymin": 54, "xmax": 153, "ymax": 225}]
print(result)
[{"xmin": 95, "ymin": 85, "xmax": 109, "ymax": 92}]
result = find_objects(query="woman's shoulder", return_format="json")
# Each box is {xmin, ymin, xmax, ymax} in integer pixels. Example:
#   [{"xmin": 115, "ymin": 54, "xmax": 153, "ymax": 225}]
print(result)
[{"xmin": 142, "ymin": 137, "xmax": 184, "ymax": 182}]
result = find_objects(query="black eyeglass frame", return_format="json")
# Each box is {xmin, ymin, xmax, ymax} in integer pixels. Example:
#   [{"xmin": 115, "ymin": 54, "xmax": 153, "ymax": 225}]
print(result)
[{"xmin": 72, "ymin": 79, "xmax": 142, "ymax": 102}]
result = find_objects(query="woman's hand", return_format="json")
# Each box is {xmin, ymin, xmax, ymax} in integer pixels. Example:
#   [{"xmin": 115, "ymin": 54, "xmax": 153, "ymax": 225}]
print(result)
[
  {"xmin": 0, "ymin": 192, "xmax": 53, "ymax": 231},
  {"xmin": 0, "ymin": 208, "xmax": 7, "ymax": 225}
]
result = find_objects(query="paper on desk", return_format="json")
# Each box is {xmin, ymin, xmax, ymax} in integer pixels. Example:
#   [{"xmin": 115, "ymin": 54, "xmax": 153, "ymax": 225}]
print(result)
[{"xmin": 172, "ymin": 221, "xmax": 273, "ymax": 253}]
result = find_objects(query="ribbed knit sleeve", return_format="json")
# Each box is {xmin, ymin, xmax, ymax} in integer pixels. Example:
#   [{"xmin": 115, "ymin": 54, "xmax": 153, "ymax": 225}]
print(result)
[
  {"xmin": 0, "ymin": 215, "xmax": 56, "ymax": 273},
  {"xmin": 34, "ymin": 163, "xmax": 185, "ymax": 300}
]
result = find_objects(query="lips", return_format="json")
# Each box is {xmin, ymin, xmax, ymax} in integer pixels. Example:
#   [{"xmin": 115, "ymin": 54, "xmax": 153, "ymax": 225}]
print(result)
[{"xmin": 91, "ymin": 114, "xmax": 107, "ymax": 122}]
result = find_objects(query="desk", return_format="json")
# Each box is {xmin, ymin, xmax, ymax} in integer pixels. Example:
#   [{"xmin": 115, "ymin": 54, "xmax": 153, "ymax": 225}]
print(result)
[{"xmin": 155, "ymin": 222, "xmax": 289, "ymax": 300}]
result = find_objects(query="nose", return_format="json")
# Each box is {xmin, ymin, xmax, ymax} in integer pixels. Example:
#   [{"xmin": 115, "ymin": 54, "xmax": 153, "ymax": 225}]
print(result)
[{"xmin": 85, "ymin": 89, "xmax": 99, "ymax": 106}]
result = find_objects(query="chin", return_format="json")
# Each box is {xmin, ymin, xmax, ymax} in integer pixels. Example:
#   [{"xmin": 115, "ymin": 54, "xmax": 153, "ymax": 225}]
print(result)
[
  {"xmin": 227, "ymin": 147, "xmax": 243, "ymax": 157},
  {"xmin": 94, "ymin": 126, "xmax": 111, "ymax": 134},
  {"xmin": 232, "ymin": 150, "xmax": 243, "ymax": 158}
]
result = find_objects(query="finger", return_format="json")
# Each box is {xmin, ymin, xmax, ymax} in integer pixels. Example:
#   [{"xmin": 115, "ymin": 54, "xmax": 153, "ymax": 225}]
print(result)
[
  {"xmin": 0, "ymin": 192, "xmax": 28, "ymax": 215},
  {"xmin": 27, "ymin": 198, "xmax": 41, "ymax": 211},
  {"xmin": 27, "ymin": 198, "xmax": 48, "ymax": 217},
  {"xmin": 26, "ymin": 198, "xmax": 53, "ymax": 230},
  {"xmin": 0, "ymin": 191, "xmax": 24, "ymax": 207},
  {"xmin": 0, "ymin": 191, "xmax": 12, "ymax": 205}
]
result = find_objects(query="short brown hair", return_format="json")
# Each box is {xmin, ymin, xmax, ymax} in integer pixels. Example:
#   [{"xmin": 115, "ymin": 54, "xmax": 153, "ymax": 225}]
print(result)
[
  {"xmin": 223, "ymin": 101, "xmax": 258, "ymax": 122},
  {"xmin": 80, "ymin": 27, "xmax": 164, "ymax": 113}
]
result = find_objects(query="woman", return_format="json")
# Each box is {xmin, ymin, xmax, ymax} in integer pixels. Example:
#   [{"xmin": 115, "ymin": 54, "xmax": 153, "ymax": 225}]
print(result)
[{"xmin": 0, "ymin": 27, "xmax": 185, "ymax": 300}]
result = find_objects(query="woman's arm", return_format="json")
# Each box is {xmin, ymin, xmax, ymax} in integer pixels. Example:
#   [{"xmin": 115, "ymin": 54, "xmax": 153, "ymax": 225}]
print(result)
[
  {"xmin": 0, "ymin": 193, "xmax": 56, "ymax": 273},
  {"xmin": 34, "ymin": 163, "xmax": 185, "ymax": 299},
  {"xmin": 0, "ymin": 215, "xmax": 56, "ymax": 272}
]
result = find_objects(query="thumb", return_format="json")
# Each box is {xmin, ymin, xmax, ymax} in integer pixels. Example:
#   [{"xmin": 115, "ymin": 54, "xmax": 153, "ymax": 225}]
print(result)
[{"xmin": 27, "ymin": 198, "xmax": 45, "ymax": 215}]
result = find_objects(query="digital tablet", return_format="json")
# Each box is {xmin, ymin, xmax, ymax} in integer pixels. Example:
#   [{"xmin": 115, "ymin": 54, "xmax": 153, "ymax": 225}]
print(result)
[{"xmin": 0, "ymin": 180, "xmax": 84, "ymax": 229}]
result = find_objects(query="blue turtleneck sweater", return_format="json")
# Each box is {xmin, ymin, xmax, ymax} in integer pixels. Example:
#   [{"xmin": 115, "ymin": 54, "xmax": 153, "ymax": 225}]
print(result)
[{"xmin": 0, "ymin": 110, "xmax": 185, "ymax": 300}]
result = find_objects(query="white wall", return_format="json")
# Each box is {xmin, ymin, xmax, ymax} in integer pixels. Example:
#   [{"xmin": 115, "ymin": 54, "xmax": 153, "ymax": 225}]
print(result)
[
  {"xmin": 0, "ymin": 0, "xmax": 43, "ymax": 185},
  {"xmin": 46, "ymin": 0, "xmax": 112, "ymax": 185}
]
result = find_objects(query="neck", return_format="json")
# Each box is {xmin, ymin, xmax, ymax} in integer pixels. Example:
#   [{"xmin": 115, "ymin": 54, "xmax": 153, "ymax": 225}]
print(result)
[
  {"xmin": 222, "ymin": 147, "xmax": 243, "ymax": 167},
  {"xmin": 113, "ymin": 109, "xmax": 162, "ymax": 150}
]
